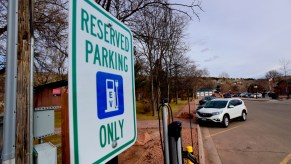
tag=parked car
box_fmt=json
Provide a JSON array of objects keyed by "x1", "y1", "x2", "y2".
[
  {"x1": 240, "y1": 92, "x2": 248, "y2": 97},
  {"x1": 253, "y1": 93, "x2": 262, "y2": 98},
  {"x1": 232, "y1": 93, "x2": 241, "y2": 97},
  {"x1": 199, "y1": 96, "x2": 216, "y2": 105},
  {"x1": 248, "y1": 93, "x2": 256, "y2": 98},
  {"x1": 268, "y1": 92, "x2": 279, "y2": 99},
  {"x1": 196, "y1": 98, "x2": 248, "y2": 127},
  {"x1": 197, "y1": 96, "x2": 216, "y2": 110},
  {"x1": 242, "y1": 93, "x2": 252, "y2": 98},
  {"x1": 223, "y1": 93, "x2": 232, "y2": 98}
]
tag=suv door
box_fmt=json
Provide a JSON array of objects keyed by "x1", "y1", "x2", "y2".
[
  {"x1": 235, "y1": 99, "x2": 243, "y2": 117},
  {"x1": 227, "y1": 100, "x2": 237, "y2": 119}
]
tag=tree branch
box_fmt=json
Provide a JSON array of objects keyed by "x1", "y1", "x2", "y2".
[{"x1": 0, "y1": 25, "x2": 7, "y2": 36}]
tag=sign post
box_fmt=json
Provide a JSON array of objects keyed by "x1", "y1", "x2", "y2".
[{"x1": 68, "y1": 0, "x2": 136, "y2": 163}]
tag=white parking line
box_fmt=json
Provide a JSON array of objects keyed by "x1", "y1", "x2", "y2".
[
  {"x1": 205, "y1": 125, "x2": 243, "y2": 138},
  {"x1": 280, "y1": 153, "x2": 291, "y2": 164}
]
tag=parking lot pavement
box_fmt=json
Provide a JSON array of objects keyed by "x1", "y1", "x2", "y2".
[
  {"x1": 200, "y1": 99, "x2": 291, "y2": 164},
  {"x1": 200, "y1": 126, "x2": 222, "y2": 164}
]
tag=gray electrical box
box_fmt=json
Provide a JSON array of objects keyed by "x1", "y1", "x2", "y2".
[
  {"x1": 34, "y1": 142, "x2": 57, "y2": 164},
  {"x1": 34, "y1": 110, "x2": 55, "y2": 138}
]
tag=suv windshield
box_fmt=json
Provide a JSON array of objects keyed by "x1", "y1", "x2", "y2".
[
  {"x1": 204, "y1": 100, "x2": 228, "y2": 108},
  {"x1": 204, "y1": 96, "x2": 215, "y2": 101}
]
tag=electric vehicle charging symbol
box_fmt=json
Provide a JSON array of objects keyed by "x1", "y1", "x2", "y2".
[
  {"x1": 97, "y1": 72, "x2": 124, "y2": 119},
  {"x1": 105, "y1": 79, "x2": 119, "y2": 112}
]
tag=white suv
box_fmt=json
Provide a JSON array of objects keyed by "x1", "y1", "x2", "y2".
[{"x1": 196, "y1": 98, "x2": 247, "y2": 127}]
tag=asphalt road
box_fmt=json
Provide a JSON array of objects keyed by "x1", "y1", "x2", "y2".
[
  {"x1": 0, "y1": 120, "x2": 2, "y2": 159},
  {"x1": 201, "y1": 99, "x2": 291, "y2": 164}
]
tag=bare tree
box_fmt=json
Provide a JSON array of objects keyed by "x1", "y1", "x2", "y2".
[
  {"x1": 0, "y1": 1, "x2": 7, "y2": 36},
  {"x1": 131, "y1": 1, "x2": 200, "y2": 114},
  {"x1": 280, "y1": 59, "x2": 290, "y2": 98},
  {"x1": 0, "y1": 0, "x2": 69, "y2": 84},
  {"x1": 219, "y1": 72, "x2": 230, "y2": 79},
  {"x1": 1, "y1": 0, "x2": 204, "y2": 118},
  {"x1": 0, "y1": 1, "x2": 7, "y2": 71},
  {"x1": 33, "y1": 0, "x2": 69, "y2": 84},
  {"x1": 265, "y1": 69, "x2": 282, "y2": 92},
  {"x1": 180, "y1": 63, "x2": 209, "y2": 99},
  {"x1": 96, "y1": 0, "x2": 203, "y2": 22},
  {"x1": 132, "y1": 6, "x2": 164, "y2": 116},
  {"x1": 265, "y1": 69, "x2": 282, "y2": 81}
]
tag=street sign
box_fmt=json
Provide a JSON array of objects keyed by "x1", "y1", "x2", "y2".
[{"x1": 68, "y1": 0, "x2": 136, "y2": 163}]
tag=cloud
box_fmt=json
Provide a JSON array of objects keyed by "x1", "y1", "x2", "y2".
[
  {"x1": 204, "y1": 55, "x2": 219, "y2": 62},
  {"x1": 187, "y1": 0, "x2": 291, "y2": 78},
  {"x1": 193, "y1": 39, "x2": 208, "y2": 46},
  {"x1": 200, "y1": 48, "x2": 210, "y2": 53}
]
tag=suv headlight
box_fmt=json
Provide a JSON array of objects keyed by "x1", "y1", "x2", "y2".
[{"x1": 212, "y1": 111, "x2": 222, "y2": 115}]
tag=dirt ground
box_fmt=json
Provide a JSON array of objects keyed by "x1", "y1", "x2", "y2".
[{"x1": 119, "y1": 101, "x2": 199, "y2": 164}]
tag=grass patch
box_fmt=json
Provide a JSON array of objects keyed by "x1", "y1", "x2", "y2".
[
  {"x1": 136, "y1": 99, "x2": 188, "y2": 120},
  {"x1": 170, "y1": 100, "x2": 188, "y2": 114},
  {"x1": 55, "y1": 110, "x2": 62, "y2": 128}
]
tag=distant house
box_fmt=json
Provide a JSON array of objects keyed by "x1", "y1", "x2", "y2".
[
  {"x1": 196, "y1": 88, "x2": 216, "y2": 97},
  {"x1": 274, "y1": 79, "x2": 291, "y2": 96},
  {"x1": 34, "y1": 80, "x2": 68, "y2": 109}
]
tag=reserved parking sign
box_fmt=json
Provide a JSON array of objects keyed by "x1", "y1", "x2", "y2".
[{"x1": 68, "y1": 0, "x2": 136, "y2": 163}]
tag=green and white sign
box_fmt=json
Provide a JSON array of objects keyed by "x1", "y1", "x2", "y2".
[{"x1": 68, "y1": 0, "x2": 136, "y2": 163}]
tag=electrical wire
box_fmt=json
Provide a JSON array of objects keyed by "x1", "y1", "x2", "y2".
[
  {"x1": 158, "y1": 95, "x2": 198, "y2": 164},
  {"x1": 157, "y1": 104, "x2": 164, "y2": 163},
  {"x1": 158, "y1": 102, "x2": 174, "y2": 164},
  {"x1": 167, "y1": 103, "x2": 174, "y2": 123},
  {"x1": 187, "y1": 90, "x2": 194, "y2": 149}
]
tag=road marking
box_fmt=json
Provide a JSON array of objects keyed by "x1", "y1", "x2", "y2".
[
  {"x1": 205, "y1": 125, "x2": 243, "y2": 138},
  {"x1": 280, "y1": 153, "x2": 291, "y2": 164}
]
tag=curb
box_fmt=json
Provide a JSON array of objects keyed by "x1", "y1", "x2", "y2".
[
  {"x1": 197, "y1": 125, "x2": 205, "y2": 164},
  {"x1": 241, "y1": 98, "x2": 270, "y2": 102},
  {"x1": 199, "y1": 126, "x2": 222, "y2": 164}
]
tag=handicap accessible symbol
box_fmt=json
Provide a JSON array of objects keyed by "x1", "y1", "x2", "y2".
[{"x1": 96, "y1": 72, "x2": 124, "y2": 119}]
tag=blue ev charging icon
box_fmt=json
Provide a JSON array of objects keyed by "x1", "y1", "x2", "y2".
[{"x1": 96, "y1": 72, "x2": 124, "y2": 119}]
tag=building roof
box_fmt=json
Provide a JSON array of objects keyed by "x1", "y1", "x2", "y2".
[
  {"x1": 34, "y1": 80, "x2": 68, "y2": 91},
  {"x1": 197, "y1": 88, "x2": 216, "y2": 92}
]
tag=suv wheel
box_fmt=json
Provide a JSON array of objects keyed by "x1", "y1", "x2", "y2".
[
  {"x1": 222, "y1": 115, "x2": 229, "y2": 128},
  {"x1": 241, "y1": 111, "x2": 247, "y2": 121}
]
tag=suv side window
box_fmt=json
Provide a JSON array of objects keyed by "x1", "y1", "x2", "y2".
[
  {"x1": 236, "y1": 100, "x2": 242, "y2": 105},
  {"x1": 233, "y1": 100, "x2": 239, "y2": 106},
  {"x1": 231, "y1": 100, "x2": 242, "y2": 106},
  {"x1": 229, "y1": 100, "x2": 236, "y2": 107}
]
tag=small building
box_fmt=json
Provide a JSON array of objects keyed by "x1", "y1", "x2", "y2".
[
  {"x1": 34, "y1": 80, "x2": 68, "y2": 109},
  {"x1": 196, "y1": 88, "x2": 216, "y2": 97}
]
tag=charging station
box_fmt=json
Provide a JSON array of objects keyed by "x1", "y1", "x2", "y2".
[
  {"x1": 33, "y1": 109, "x2": 57, "y2": 164},
  {"x1": 159, "y1": 99, "x2": 198, "y2": 164}
]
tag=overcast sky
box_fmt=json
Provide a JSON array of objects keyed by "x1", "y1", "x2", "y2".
[{"x1": 186, "y1": 0, "x2": 291, "y2": 78}]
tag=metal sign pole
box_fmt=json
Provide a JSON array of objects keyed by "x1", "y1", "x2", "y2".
[
  {"x1": 2, "y1": 0, "x2": 19, "y2": 163},
  {"x1": 168, "y1": 121, "x2": 182, "y2": 164},
  {"x1": 29, "y1": 35, "x2": 34, "y2": 164},
  {"x1": 29, "y1": 0, "x2": 34, "y2": 162},
  {"x1": 162, "y1": 103, "x2": 170, "y2": 164}
]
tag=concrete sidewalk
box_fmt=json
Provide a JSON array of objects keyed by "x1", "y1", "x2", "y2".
[
  {"x1": 199, "y1": 126, "x2": 222, "y2": 164},
  {"x1": 137, "y1": 118, "x2": 197, "y2": 129},
  {"x1": 137, "y1": 100, "x2": 197, "y2": 129}
]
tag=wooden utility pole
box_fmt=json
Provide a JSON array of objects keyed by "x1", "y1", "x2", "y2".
[
  {"x1": 16, "y1": 0, "x2": 32, "y2": 163},
  {"x1": 61, "y1": 89, "x2": 70, "y2": 164}
]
